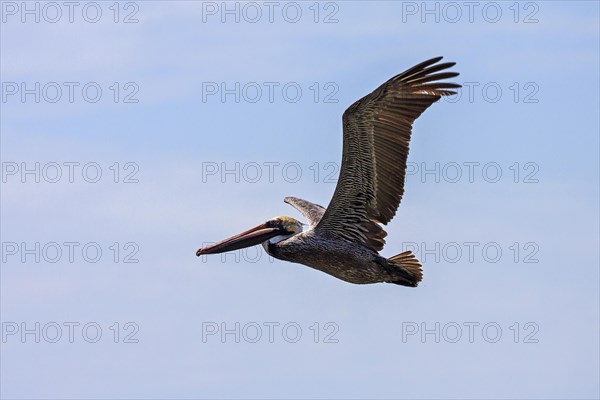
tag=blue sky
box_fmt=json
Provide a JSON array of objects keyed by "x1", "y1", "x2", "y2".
[{"x1": 1, "y1": 1, "x2": 599, "y2": 399}]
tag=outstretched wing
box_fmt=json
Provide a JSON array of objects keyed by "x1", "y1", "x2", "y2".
[
  {"x1": 315, "y1": 57, "x2": 460, "y2": 251},
  {"x1": 284, "y1": 196, "x2": 326, "y2": 228}
]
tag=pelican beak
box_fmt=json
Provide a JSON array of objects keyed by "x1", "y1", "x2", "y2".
[{"x1": 196, "y1": 223, "x2": 283, "y2": 256}]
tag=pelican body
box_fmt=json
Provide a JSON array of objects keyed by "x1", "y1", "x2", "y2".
[
  {"x1": 264, "y1": 213, "x2": 421, "y2": 285},
  {"x1": 197, "y1": 57, "x2": 460, "y2": 286}
]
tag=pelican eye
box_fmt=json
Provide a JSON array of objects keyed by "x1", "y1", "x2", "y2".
[{"x1": 266, "y1": 219, "x2": 283, "y2": 229}]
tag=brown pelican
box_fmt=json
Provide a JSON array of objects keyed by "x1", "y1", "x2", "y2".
[{"x1": 197, "y1": 57, "x2": 460, "y2": 286}]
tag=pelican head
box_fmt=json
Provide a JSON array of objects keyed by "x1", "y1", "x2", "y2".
[{"x1": 196, "y1": 216, "x2": 302, "y2": 256}]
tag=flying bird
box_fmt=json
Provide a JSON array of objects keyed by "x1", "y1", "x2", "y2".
[{"x1": 197, "y1": 57, "x2": 460, "y2": 286}]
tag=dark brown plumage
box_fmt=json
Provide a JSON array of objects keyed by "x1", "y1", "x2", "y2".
[
  {"x1": 316, "y1": 56, "x2": 460, "y2": 252},
  {"x1": 197, "y1": 57, "x2": 460, "y2": 286}
]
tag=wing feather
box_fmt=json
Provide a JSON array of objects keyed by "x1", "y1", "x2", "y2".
[
  {"x1": 284, "y1": 197, "x2": 326, "y2": 228},
  {"x1": 314, "y1": 57, "x2": 460, "y2": 251}
]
